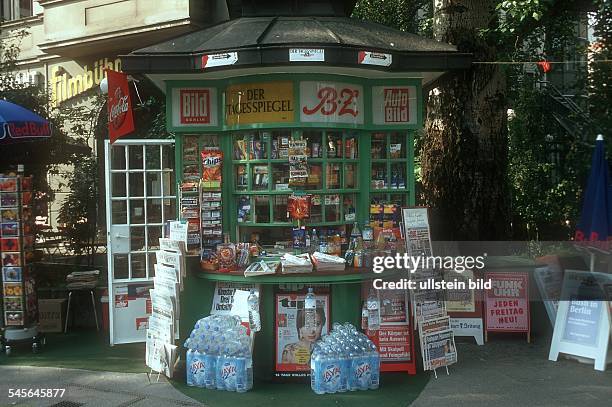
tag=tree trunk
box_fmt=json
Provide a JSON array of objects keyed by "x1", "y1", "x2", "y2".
[{"x1": 422, "y1": 0, "x2": 510, "y2": 241}]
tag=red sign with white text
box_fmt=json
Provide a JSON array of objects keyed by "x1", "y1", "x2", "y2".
[
  {"x1": 180, "y1": 89, "x2": 211, "y2": 124},
  {"x1": 299, "y1": 82, "x2": 364, "y2": 125},
  {"x1": 485, "y1": 272, "x2": 530, "y2": 332},
  {"x1": 106, "y1": 70, "x2": 135, "y2": 143}
]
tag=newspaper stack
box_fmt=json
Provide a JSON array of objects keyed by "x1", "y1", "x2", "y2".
[
  {"x1": 244, "y1": 260, "x2": 279, "y2": 277},
  {"x1": 280, "y1": 253, "x2": 313, "y2": 274},
  {"x1": 311, "y1": 252, "x2": 346, "y2": 272},
  {"x1": 65, "y1": 270, "x2": 99, "y2": 290},
  {"x1": 145, "y1": 229, "x2": 185, "y2": 379}
]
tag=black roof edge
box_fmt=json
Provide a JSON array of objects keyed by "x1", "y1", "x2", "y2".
[{"x1": 119, "y1": 48, "x2": 472, "y2": 75}]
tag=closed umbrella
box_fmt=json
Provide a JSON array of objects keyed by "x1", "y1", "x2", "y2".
[
  {"x1": 574, "y1": 134, "x2": 612, "y2": 269},
  {"x1": 0, "y1": 99, "x2": 52, "y2": 144}
]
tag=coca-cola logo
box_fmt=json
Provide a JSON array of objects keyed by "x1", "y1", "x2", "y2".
[{"x1": 109, "y1": 86, "x2": 129, "y2": 130}]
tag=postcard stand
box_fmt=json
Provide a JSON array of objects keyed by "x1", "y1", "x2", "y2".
[{"x1": 0, "y1": 172, "x2": 43, "y2": 355}]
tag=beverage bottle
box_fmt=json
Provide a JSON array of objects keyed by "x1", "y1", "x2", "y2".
[
  {"x1": 319, "y1": 231, "x2": 328, "y2": 253},
  {"x1": 203, "y1": 344, "x2": 217, "y2": 389},
  {"x1": 322, "y1": 347, "x2": 342, "y2": 394},
  {"x1": 305, "y1": 230, "x2": 311, "y2": 250},
  {"x1": 310, "y1": 229, "x2": 319, "y2": 254},
  {"x1": 311, "y1": 345, "x2": 325, "y2": 395},
  {"x1": 361, "y1": 302, "x2": 368, "y2": 330},
  {"x1": 368, "y1": 341, "x2": 380, "y2": 390},
  {"x1": 336, "y1": 343, "x2": 349, "y2": 392},
  {"x1": 247, "y1": 289, "x2": 261, "y2": 332},
  {"x1": 304, "y1": 288, "x2": 317, "y2": 329},
  {"x1": 235, "y1": 347, "x2": 248, "y2": 393},
  {"x1": 215, "y1": 347, "x2": 227, "y2": 391},
  {"x1": 353, "y1": 237, "x2": 364, "y2": 268},
  {"x1": 346, "y1": 341, "x2": 359, "y2": 391},
  {"x1": 354, "y1": 343, "x2": 371, "y2": 390},
  {"x1": 246, "y1": 353, "x2": 254, "y2": 391},
  {"x1": 367, "y1": 290, "x2": 381, "y2": 331}
]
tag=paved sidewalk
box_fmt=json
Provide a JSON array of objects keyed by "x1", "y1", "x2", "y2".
[
  {"x1": 0, "y1": 365, "x2": 203, "y2": 407},
  {"x1": 1, "y1": 337, "x2": 610, "y2": 406},
  {"x1": 411, "y1": 337, "x2": 612, "y2": 407}
]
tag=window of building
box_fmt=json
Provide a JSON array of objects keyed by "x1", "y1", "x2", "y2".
[{"x1": 1, "y1": 0, "x2": 33, "y2": 22}]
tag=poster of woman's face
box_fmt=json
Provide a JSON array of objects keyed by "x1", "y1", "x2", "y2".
[{"x1": 275, "y1": 292, "x2": 330, "y2": 375}]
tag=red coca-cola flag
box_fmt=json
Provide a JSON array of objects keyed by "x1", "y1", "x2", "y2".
[{"x1": 106, "y1": 69, "x2": 135, "y2": 143}]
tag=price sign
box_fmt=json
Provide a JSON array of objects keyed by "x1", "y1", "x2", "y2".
[{"x1": 300, "y1": 82, "x2": 364, "y2": 125}]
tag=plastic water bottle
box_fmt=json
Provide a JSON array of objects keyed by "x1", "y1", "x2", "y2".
[
  {"x1": 202, "y1": 344, "x2": 217, "y2": 389},
  {"x1": 304, "y1": 288, "x2": 316, "y2": 329},
  {"x1": 336, "y1": 344, "x2": 349, "y2": 392},
  {"x1": 367, "y1": 290, "x2": 381, "y2": 331},
  {"x1": 321, "y1": 346, "x2": 342, "y2": 393},
  {"x1": 368, "y1": 341, "x2": 380, "y2": 390},
  {"x1": 247, "y1": 289, "x2": 261, "y2": 332},
  {"x1": 311, "y1": 345, "x2": 324, "y2": 395},
  {"x1": 235, "y1": 349, "x2": 248, "y2": 393},
  {"x1": 353, "y1": 345, "x2": 371, "y2": 390}
]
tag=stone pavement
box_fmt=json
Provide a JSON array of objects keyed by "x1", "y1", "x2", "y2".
[
  {"x1": 0, "y1": 366, "x2": 203, "y2": 407},
  {"x1": 0, "y1": 336, "x2": 611, "y2": 406},
  {"x1": 411, "y1": 337, "x2": 612, "y2": 407}
]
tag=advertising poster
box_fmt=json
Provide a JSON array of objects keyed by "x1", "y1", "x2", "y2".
[
  {"x1": 485, "y1": 272, "x2": 530, "y2": 332},
  {"x1": 445, "y1": 270, "x2": 476, "y2": 313},
  {"x1": 380, "y1": 289, "x2": 409, "y2": 324},
  {"x1": 372, "y1": 325, "x2": 412, "y2": 362},
  {"x1": 275, "y1": 292, "x2": 330, "y2": 376},
  {"x1": 401, "y1": 207, "x2": 433, "y2": 257},
  {"x1": 210, "y1": 282, "x2": 257, "y2": 322},
  {"x1": 534, "y1": 266, "x2": 563, "y2": 325},
  {"x1": 365, "y1": 285, "x2": 415, "y2": 371},
  {"x1": 562, "y1": 300, "x2": 603, "y2": 346},
  {"x1": 112, "y1": 283, "x2": 153, "y2": 344},
  {"x1": 423, "y1": 329, "x2": 457, "y2": 370}
]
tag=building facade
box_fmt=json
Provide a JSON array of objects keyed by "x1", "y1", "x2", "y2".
[{"x1": 1, "y1": 0, "x2": 226, "y2": 228}]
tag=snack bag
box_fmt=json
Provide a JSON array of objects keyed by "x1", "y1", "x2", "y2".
[{"x1": 201, "y1": 148, "x2": 223, "y2": 189}]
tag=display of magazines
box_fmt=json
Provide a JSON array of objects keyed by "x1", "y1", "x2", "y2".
[{"x1": 0, "y1": 173, "x2": 37, "y2": 328}]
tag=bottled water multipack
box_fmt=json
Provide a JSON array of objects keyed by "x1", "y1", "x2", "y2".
[
  {"x1": 184, "y1": 314, "x2": 253, "y2": 392},
  {"x1": 310, "y1": 322, "x2": 380, "y2": 394}
]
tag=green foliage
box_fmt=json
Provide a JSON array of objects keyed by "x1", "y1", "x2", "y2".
[
  {"x1": 588, "y1": 0, "x2": 612, "y2": 137},
  {"x1": 57, "y1": 155, "x2": 99, "y2": 262},
  {"x1": 1, "y1": 27, "x2": 95, "y2": 220},
  {"x1": 508, "y1": 78, "x2": 591, "y2": 240},
  {"x1": 352, "y1": 0, "x2": 431, "y2": 35}
]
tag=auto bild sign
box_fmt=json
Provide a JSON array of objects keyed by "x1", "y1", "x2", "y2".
[
  {"x1": 371, "y1": 86, "x2": 418, "y2": 126},
  {"x1": 106, "y1": 69, "x2": 135, "y2": 143}
]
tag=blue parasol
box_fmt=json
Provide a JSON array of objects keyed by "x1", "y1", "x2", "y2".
[
  {"x1": 575, "y1": 135, "x2": 612, "y2": 263},
  {"x1": 0, "y1": 99, "x2": 52, "y2": 144}
]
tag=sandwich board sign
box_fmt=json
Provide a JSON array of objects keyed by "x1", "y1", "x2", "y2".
[{"x1": 548, "y1": 270, "x2": 611, "y2": 371}]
